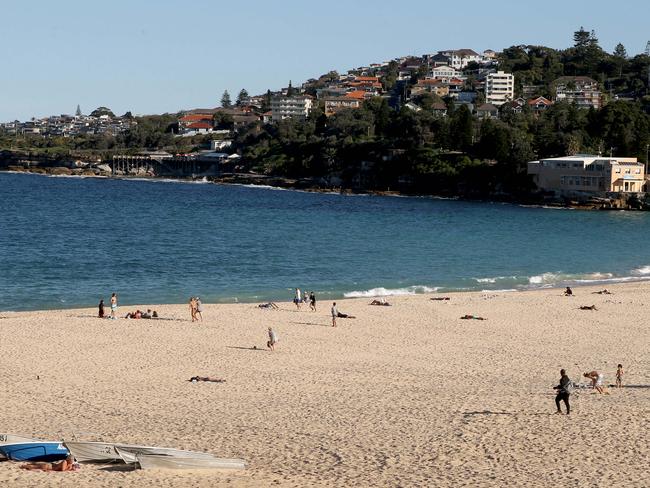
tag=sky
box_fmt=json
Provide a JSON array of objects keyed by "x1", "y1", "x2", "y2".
[{"x1": 1, "y1": 0, "x2": 648, "y2": 121}]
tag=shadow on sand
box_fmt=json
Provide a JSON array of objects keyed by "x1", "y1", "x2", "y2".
[{"x1": 226, "y1": 346, "x2": 266, "y2": 352}]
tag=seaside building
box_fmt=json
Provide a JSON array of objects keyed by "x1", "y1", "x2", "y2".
[
  {"x1": 553, "y1": 76, "x2": 602, "y2": 110},
  {"x1": 270, "y1": 95, "x2": 313, "y2": 120},
  {"x1": 485, "y1": 71, "x2": 514, "y2": 106},
  {"x1": 527, "y1": 155, "x2": 645, "y2": 195},
  {"x1": 436, "y1": 49, "x2": 482, "y2": 70}
]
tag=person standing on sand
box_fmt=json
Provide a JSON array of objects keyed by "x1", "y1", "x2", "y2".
[
  {"x1": 294, "y1": 288, "x2": 302, "y2": 310},
  {"x1": 331, "y1": 302, "x2": 337, "y2": 327},
  {"x1": 98, "y1": 299, "x2": 105, "y2": 318},
  {"x1": 267, "y1": 327, "x2": 278, "y2": 351},
  {"x1": 189, "y1": 297, "x2": 197, "y2": 322},
  {"x1": 110, "y1": 293, "x2": 117, "y2": 319},
  {"x1": 616, "y1": 364, "x2": 624, "y2": 388},
  {"x1": 553, "y1": 369, "x2": 572, "y2": 415},
  {"x1": 309, "y1": 291, "x2": 316, "y2": 312},
  {"x1": 195, "y1": 297, "x2": 203, "y2": 322}
]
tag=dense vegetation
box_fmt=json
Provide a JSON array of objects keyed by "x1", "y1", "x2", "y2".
[{"x1": 2, "y1": 28, "x2": 650, "y2": 198}]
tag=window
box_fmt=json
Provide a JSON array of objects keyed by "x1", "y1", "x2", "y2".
[
  {"x1": 615, "y1": 168, "x2": 621, "y2": 173},
  {"x1": 635, "y1": 169, "x2": 641, "y2": 174}
]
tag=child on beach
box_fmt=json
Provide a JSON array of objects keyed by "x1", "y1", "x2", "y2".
[{"x1": 616, "y1": 364, "x2": 624, "y2": 388}]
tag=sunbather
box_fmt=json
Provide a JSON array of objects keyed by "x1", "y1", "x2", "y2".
[
  {"x1": 337, "y1": 311, "x2": 356, "y2": 318},
  {"x1": 258, "y1": 302, "x2": 279, "y2": 310},
  {"x1": 460, "y1": 314, "x2": 486, "y2": 320},
  {"x1": 430, "y1": 297, "x2": 451, "y2": 301},
  {"x1": 21, "y1": 455, "x2": 79, "y2": 472},
  {"x1": 189, "y1": 376, "x2": 226, "y2": 383},
  {"x1": 592, "y1": 289, "x2": 612, "y2": 295},
  {"x1": 579, "y1": 305, "x2": 597, "y2": 310},
  {"x1": 370, "y1": 299, "x2": 391, "y2": 306}
]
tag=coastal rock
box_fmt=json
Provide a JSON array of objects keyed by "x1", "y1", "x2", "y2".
[{"x1": 50, "y1": 167, "x2": 72, "y2": 175}]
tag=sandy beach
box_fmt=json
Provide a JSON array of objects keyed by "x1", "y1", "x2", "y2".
[{"x1": 1, "y1": 282, "x2": 648, "y2": 487}]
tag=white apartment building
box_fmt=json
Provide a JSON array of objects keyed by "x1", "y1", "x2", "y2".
[
  {"x1": 270, "y1": 96, "x2": 313, "y2": 120},
  {"x1": 485, "y1": 71, "x2": 514, "y2": 106}
]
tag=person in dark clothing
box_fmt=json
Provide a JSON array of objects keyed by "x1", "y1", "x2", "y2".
[
  {"x1": 98, "y1": 299, "x2": 105, "y2": 318},
  {"x1": 553, "y1": 369, "x2": 572, "y2": 415}
]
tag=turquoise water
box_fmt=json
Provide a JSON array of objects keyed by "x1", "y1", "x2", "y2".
[{"x1": 1, "y1": 172, "x2": 650, "y2": 311}]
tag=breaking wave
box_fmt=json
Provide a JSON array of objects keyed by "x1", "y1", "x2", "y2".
[{"x1": 344, "y1": 286, "x2": 439, "y2": 298}]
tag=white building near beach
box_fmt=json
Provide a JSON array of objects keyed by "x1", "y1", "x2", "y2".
[{"x1": 527, "y1": 155, "x2": 646, "y2": 195}]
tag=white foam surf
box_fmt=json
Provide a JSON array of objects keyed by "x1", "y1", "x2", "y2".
[{"x1": 344, "y1": 286, "x2": 439, "y2": 298}]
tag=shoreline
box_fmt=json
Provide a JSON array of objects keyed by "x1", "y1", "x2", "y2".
[
  {"x1": 2, "y1": 166, "x2": 637, "y2": 211},
  {"x1": 1, "y1": 278, "x2": 647, "y2": 315}
]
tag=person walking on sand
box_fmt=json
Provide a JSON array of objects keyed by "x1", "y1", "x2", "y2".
[
  {"x1": 309, "y1": 291, "x2": 316, "y2": 312},
  {"x1": 267, "y1": 327, "x2": 278, "y2": 351},
  {"x1": 331, "y1": 302, "x2": 338, "y2": 327},
  {"x1": 195, "y1": 297, "x2": 203, "y2": 322},
  {"x1": 616, "y1": 364, "x2": 624, "y2": 388},
  {"x1": 98, "y1": 299, "x2": 105, "y2": 318},
  {"x1": 110, "y1": 293, "x2": 117, "y2": 319},
  {"x1": 294, "y1": 288, "x2": 302, "y2": 310},
  {"x1": 553, "y1": 369, "x2": 572, "y2": 415}
]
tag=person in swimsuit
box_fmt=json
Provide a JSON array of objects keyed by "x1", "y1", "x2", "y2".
[
  {"x1": 21, "y1": 454, "x2": 79, "y2": 472},
  {"x1": 583, "y1": 371, "x2": 605, "y2": 394},
  {"x1": 110, "y1": 293, "x2": 117, "y2": 319},
  {"x1": 616, "y1": 364, "x2": 624, "y2": 388},
  {"x1": 98, "y1": 299, "x2": 105, "y2": 318},
  {"x1": 195, "y1": 297, "x2": 203, "y2": 321},
  {"x1": 189, "y1": 297, "x2": 197, "y2": 322}
]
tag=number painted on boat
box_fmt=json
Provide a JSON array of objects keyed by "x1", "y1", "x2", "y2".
[{"x1": 0, "y1": 435, "x2": 7, "y2": 442}]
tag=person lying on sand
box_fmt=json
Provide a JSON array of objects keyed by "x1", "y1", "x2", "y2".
[
  {"x1": 258, "y1": 302, "x2": 279, "y2": 310},
  {"x1": 337, "y1": 311, "x2": 356, "y2": 318},
  {"x1": 579, "y1": 305, "x2": 597, "y2": 310},
  {"x1": 592, "y1": 289, "x2": 612, "y2": 295},
  {"x1": 21, "y1": 455, "x2": 79, "y2": 472},
  {"x1": 370, "y1": 299, "x2": 391, "y2": 306},
  {"x1": 460, "y1": 315, "x2": 486, "y2": 320},
  {"x1": 430, "y1": 297, "x2": 451, "y2": 301},
  {"x1": 189, "y1": 376, "x2": 226, "y2": 383}
]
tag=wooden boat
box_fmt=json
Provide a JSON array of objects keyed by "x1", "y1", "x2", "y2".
[
  {"x1": 115, "y1": 446, "x2": 217, "y2": 464},
  {"x1": 133, "y1": 452, "x2": 247, "y2": 470},
  {"x1": 0, "y1": 441, "x2": 69, "y2": 462}
]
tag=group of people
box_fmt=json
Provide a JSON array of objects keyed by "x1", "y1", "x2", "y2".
[
  {"x1": 98, "y1": 293, "x2": 119, "y2": 319},
  {"x1": 125, "y1": 309, "x2": 157, "y2": 319},
  {"x1": 189, "y1": 296, "x2": 203, "y2": 322},
  {"x1": 293, "y1": 288, "x2": 316, "y2": 311},
  {"x1": 553, "y1": 364, "x2": 625, "y2": 414}
]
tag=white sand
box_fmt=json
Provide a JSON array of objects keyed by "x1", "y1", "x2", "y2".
[{"x1": 0, "y1": 283, "x2": 648, "y2": 487}]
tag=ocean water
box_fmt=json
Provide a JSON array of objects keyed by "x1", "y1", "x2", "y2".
[{"x1": 2, "y1": 172, "x2": 650, "y2": 311}]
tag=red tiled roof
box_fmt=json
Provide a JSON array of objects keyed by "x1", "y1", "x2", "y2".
[
  {"x1": 354, "y1": 76, "x2": 380, "y2": 82},
  {"x1": 187, "y1": 121, "x2": 213, "y2": 129},
  {"x1": 180, "y1": 114, "x2": 213, "y2": 122},
  {"x1": 345, "y1": 91, "x2": 367, "y2": 100}
]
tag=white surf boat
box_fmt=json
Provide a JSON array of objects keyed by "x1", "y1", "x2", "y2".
[
  {"x1": 0, "y1": 434, "x2": 41, "y2": 459},
  {"x1": 64, "y1": 441, "x2": 132, "y2": 463},
  {"x1": 0, "y1": 434, "x2": 40, "y2": 445},
  {"x1": 132, "y1": 452, "x2": 247, "y2": 470},
  {"x1": 115, "y1": 446, "x2": 217, "y2": 464}
]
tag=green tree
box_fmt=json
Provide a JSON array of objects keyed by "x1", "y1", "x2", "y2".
[
  {"x1": 261, "y1": 90, "x2": 272, "y2": 113},
  {"x1": 221, "y1": 90, "x2": 232, "y2": 108},
  {"x1": 236, "y1": 89, "x2": 249, "y2": 107},
  {"x1": 75, "y1": 104, "x2": 82, "y2": 116}
]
